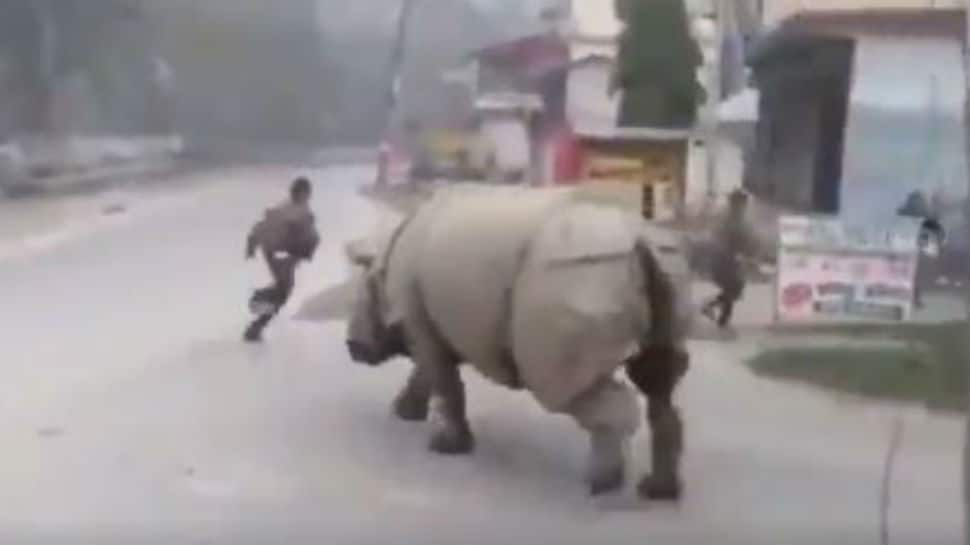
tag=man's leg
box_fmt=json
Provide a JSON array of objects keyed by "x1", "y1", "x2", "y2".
[
  {"x1": 244, "y1": 255, "x2": 295, "y2": 342},
  {"x1": 717, "y1": 296, "x2": 736, "y2": 328},
  {"x1": 717, "y1": 272, "x2": 745, "y2": 329}
]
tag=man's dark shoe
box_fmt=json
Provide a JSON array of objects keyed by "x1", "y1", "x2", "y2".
[{"x1": 244, "y1": 323, "x2": 264, "y2": 343}]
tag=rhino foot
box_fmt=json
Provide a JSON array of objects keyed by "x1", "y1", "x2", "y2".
[
  {"x1": 428, "y1": 427, "x2": 475, "y2": 455},
  {"x1": 392, "y1": 394, "x2": 429, "y2": 422},
  {"x1": 588, "y1": 465, "x2": 625, "y2": 496},
  {"x1": 637, "y1": 474, "x2": 682, "y2": 501}
]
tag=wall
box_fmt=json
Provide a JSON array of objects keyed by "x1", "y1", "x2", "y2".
[
  {"x1": 840, "y1": 33, "x2": 968, "y2": 226},
  {"x1": 566, "y1": 60, "x2": 621, "y2": 132},
  {"x1": 570, "y1": 0, "x2": 623, "y2": 41}
]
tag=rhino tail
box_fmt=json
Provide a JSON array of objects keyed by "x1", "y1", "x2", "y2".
[{"x1": 633, "y1": 238, "x2": 678, "y2": 348}]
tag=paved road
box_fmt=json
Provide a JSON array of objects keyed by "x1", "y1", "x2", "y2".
[{"x1": 0, "y1": 166, "x2": 963, "y2": 544}]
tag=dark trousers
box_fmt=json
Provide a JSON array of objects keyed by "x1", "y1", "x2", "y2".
[
  {"x1": 705, "y1": 253, "x2": 745, "y2": 328},
  {"x1": 246, "y1": 251, "x2": 297, "y2": 337}
]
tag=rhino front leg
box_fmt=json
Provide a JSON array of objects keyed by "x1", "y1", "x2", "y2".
[
  {"x1": 393, "y1": 365, "x2": 431, "y2": 422},
  {"x1": 426, "y1": 360, "x2": 474, "y2": 455},
  {"x1": 407, "y1": 329, "x2": 473, "y2": 455},
  {"x1": 566, "y1": 377, "x2": 640, "y2": 495},
  {"x1": 625, "y1": 345, "x2": 689, "y2": 501}
]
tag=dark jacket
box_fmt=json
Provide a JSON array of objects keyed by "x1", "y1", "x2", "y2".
[{"x1": 247, "y1": 200, "x2": 319, "y2": 261}]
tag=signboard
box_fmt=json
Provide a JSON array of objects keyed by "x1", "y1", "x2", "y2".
[
  {"x1": 580, "y1": 149, "x2": 680, "y2": 221},
  {"x1": 775, "y1": 215, "x2": 922, "y2": 323},
  {"x1": 582, "y1": 152, "x2": 644, "y2": 184}
]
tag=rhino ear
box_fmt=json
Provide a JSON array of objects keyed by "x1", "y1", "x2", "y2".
[{"x1": 344, "y1": 240, "x2": 376, "y2": 268}]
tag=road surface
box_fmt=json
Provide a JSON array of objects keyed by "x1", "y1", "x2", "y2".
[{"x1": 0, "y1": 165, "x2": 963, "y2": 544}]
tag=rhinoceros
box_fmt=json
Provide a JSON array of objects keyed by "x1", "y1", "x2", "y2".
[{"x1": 344, "y1": 184, "x2": 693, "y2": 499}]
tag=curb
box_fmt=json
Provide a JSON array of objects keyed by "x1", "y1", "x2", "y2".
[{"x1": 1, "y1": 158, "x2": 199, "y2": 199}]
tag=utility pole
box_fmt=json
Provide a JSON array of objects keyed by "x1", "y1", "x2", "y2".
[
  {"x1": 703, "y1": 0, "x2": 724, "y2": 211},
  {"x1": 375, "y1": 0, "x2": 418, "y2": 188},
  {"x1": 962, "y1": 1, "x2": 970, "y2": 542}
]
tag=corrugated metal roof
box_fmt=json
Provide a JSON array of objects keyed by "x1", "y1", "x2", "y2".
[
  {"x1": 574, "y1": 125, "x2": 694, "y2": 141},
  {"x1": 774, "y1": 8, "x2": 965, "y2": 41}
]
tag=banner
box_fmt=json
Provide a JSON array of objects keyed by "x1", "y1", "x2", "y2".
[
  {"x1": 775, "y1": 215, "x2": 922, "y2": 322},
  {"x1": 582, "y1": 153, "x2": 645, "y2": 184}
]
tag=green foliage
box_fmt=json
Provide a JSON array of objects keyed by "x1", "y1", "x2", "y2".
[{"x1": 614, "y1": 0, "x2": 703, "y2": 128}]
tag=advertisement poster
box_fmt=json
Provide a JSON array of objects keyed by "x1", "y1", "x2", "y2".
[
  {"x1": 582, "y1": 152, "x2": 645, "y2": 184},
  {"x1": 775, "y1": 215, "x2": 922, "y2": 323}
]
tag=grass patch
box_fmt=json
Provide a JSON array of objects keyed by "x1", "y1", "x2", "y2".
[{"x1": 749, "y1": 321, "x2": 968, "y2": 412}]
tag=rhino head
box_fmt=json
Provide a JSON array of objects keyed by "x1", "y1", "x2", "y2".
[{"x1": 344, "y1": 238, "x2": 408, "y2": 366}]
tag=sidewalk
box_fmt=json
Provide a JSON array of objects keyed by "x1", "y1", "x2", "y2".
[{"x1": 1, "y1": 135, "x2": 184, "y2": 197}]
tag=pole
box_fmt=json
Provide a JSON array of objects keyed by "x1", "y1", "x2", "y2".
[
  {"x1": 704, "y1": 1, "x2": 724, "y2": 209},
  {"x1": 375, "y1": 0, "x2": 418, "y2": 188},
  {"x1": 962, "y1": 1, "x2": 970, "y2": 542}
]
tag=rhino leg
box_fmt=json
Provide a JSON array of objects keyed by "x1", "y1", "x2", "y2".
[
  {"x1": 639, "y1": 398, "x2": 683, "y2": 500},
  {"x1": 392, "y1": 366, "x2": 431, "y2": 422},
  {"x1": 426, "y1": 361, "x2": 474, "y2": 455},
  {"x1": 566, "y1": 377, "x2": 640, "y2": 496},
  {"x1": 625, "y1": 345, "x2": 689, "y2": 501},
  {"x1": 406, "y1": 326, "x2": 473, "y2": 455}
]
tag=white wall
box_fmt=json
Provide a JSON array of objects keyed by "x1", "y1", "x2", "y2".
[
  {"x1": 569, "y1": 0, "x2": 622, "y2": 40},
  {"x1": 684, "y1": 137, "x2": 746, "y2": 215},
  {"x1": 840, "y1": 34, "x2": 968, "y2": 225},
  {"x1": 565, "y1": 61, "x2": 620, "y2": 132}
]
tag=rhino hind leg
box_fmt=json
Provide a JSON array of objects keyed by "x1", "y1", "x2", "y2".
[
  {"x1": 638, "y1": 402, "x2": 683, "y2": 500},
  {"x1": 566, "y1": 377, "x2": 640, "y2": 496},
  {"x1": 587, "y1": 429, "x2": 627, "y2": 495},
  {"x1": 625, "y1": 345, "x2": 689, "y2": 501},
  {"x1": 393, "y1": 366, "x2": 431, "y2": 422}
]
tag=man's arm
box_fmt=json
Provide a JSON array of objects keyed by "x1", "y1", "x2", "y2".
[
  {"x1": 246, "y1": 212, "x2": 270, "y2": 259},
  {"x1": 303, "y1": 214, "x2": 321, "y2": 261},
  {"x1": 245, "y1": 224, "x2": 260, "y2": 259}
]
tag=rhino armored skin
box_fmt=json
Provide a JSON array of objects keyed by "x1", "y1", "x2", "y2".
[{"x1": 346, "y1": 185, "x2": 692, "y2": 499}]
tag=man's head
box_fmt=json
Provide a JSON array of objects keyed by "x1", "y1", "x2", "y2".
[{"x1": 290, "y1": 177, "x2": 312, "y2": 204}]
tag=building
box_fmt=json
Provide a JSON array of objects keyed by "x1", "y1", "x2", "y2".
[
  {"x1": 740, "y1": 6, "x2": 968, "y2": 264},
  {"x1": 747, "y1": 8, "x2": 966, "y2": 219}
]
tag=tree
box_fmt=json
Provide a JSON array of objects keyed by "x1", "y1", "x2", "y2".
[
  {"x1": 0, "y1": 0, "x2": 147, "y2": 133},
  {"x1": 613, "y1": 0, "x2": 703, "y2": 128}
]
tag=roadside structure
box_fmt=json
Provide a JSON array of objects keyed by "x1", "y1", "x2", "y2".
[{"x1": 742, "y1": 7, "x2": 967, "y2": 255}]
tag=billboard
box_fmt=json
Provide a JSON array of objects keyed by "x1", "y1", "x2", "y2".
[{"x1": 775, "y1": 215, "x2": 922, "y2": 323}]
